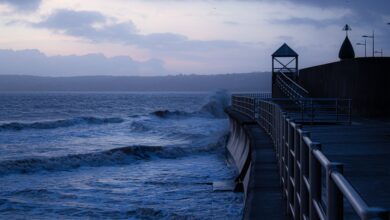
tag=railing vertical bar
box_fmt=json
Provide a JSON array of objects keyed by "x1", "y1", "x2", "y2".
[
  {"x1": 300, "y1": 131, "x2": 311, "y2": 220},
  {"x1": 310, "y1": 143, "x2": 322, "y2": 220},
  {"x1": 294, "y1": 124, "x2": 302, "y2": 218},
  {"x1": 287, "y1": 120, "x2": 294, "y2": 215},
  {"x1": 326, "y1": 163, "x2": 344, "y2": 220}
]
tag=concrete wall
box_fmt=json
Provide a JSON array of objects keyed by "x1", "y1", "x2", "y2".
[
  {"x1": 298, "y1": 57, "x2": 390, "y2": 117},
  {"x1": 225, "y1": 108, "x2": 289, "y2": 219},
  {"x1": 226, "y1": 116, "x2": 252, "y2": 186}
]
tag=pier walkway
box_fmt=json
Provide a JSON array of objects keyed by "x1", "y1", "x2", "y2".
[
  {"x1": 226, "y1": 108, "x2": 290, "y2": 220},
  {"x1": 304, "y1": 119, "x2": 390, "y2": 212},
  {"x1": 229, "y1": 94, "x2": 389, "y2": 219},
  {"x1": 227, "y1": 55, "x2": 389, "y2": 219}
]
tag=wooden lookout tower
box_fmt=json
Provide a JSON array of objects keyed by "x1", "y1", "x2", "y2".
[
  {"x1": 272, "y1": 43, "x2": 299, "y2": 79},
  {"x1": 271, "y1": 43, "x2": 299, "y2": 98}
]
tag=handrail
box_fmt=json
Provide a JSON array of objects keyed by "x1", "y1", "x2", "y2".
[
  {"x1": 278, "y1": 71, "x2": 309, "y2": 95},
  {"x1": 256, "y1": 99, "x2": 388, "y2": 220},
  {"x1": 230, "y1": 94, "x2": 389, "y2": 220},
  {"x1": 231, "y1": 93, "x2": 272, "y2": 119}
]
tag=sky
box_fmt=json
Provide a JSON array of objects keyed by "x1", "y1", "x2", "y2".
[{"x1": 0, "y1": 0, "x2": 389, "y2": 76}]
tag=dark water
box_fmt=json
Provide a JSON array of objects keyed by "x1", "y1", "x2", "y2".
[{"x1": 0, "y1": 92, "x2": 243, "y2": 219}]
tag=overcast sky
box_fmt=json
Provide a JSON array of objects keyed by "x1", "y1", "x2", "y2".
[{"x1": 0, "y1": 0, "x2": 389, "y2": 76}]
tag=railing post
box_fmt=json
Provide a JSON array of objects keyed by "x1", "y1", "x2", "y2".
[
  {"x1": 326, "y1": 163, "x2": 344, "y2": 220},
  {"x1": 287, "y1": 120, "x2": 294, "y2": 216},
  {"x1": 283, "y1": 116, "x2": 288, "y2": 196},
  {"x1": 309, "y1": 143, "x2": 322, "y2": 220},
  {"x1": 300, "y1": 131, "x2": 311, "y2": 220},
  {"x1": 294, "y1": 124, "x2": 302, "y2": 219}
]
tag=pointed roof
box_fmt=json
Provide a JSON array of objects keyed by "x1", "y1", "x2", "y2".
[
  {"x1": 272, "y1": 43, "x2": 298, "y2": 57},
  {"x1": 338, "y1": 36, "x2": 355, "y2": 60}
]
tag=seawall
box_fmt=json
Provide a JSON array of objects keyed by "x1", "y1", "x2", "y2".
[{"x1": 225, "y1": 107, "x2": 289, "y2": 220}]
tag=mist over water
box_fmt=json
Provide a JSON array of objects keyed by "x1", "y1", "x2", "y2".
[{"x1": 0, "y1": 91, "x2": 243, "y2": 219}]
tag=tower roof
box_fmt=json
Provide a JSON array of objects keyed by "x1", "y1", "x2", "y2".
[
  {"x1": 272, "y1": 43, "x2": 298, "y2": 57},
  {"x1": 338, "y1": 36, "x2": 355, "y2": 60}
]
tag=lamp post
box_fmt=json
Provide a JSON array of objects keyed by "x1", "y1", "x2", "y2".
[
  {"x1": 375, "y1": 49, "x2": 383, "y2": 57},
  {"x1": 362, "y1": 30, "x2": 375, "y2": 57},
  {"x1": 356, "y1": 39, "x2": 367, "y2": 57}
]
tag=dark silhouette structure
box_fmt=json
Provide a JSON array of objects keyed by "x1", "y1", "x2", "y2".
[
  {"x1": 271, "y1": 43, "x2": 300, "y2": 98},
  {"x1": 339, "y1": 36, "x2": 355, "y2": 59},
  {"x1": 339, "y1": 24, "x2": 355, "y2": 60},
  {"x1": 271, "y1": 43, "x2": 298, "y2": 78},
  {"x1": 299, "y1": 57, "x2": 390, "y2": 117}
]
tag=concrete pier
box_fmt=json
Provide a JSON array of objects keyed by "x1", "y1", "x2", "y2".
[
  {"x1": 303, "y1": 118, "x2": 390, "y2": 211},
  {"x1": 226, "y1": 105, "x2": 390, "y2": 219},
  {"x1": 228, "y1": 46, "x2": 389, "y2": 219},
  {"x1": 225, "y1": 107, "x2": 291, "y2": 220}
]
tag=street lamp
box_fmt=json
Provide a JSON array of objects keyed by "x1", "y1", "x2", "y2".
[
  {"x1": 362, "y1": 30, "x2": 375, "y2": 57},
  {"x1": 375, "y1": 49, "x2": 383, "y2": 57},
  {"x1": 356, "y1": 39, "x2": 367, "y2": 57}
]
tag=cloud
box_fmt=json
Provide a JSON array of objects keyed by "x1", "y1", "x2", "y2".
[
  {"x1": 270, "y1": 17, "x2": 342, "y2": 28},
  {"x1": 35, "y1": 9, "x2": 107, "y2": 29},
  {"x1": 32, "y1": 9, "x2": 245, "y2": 52},
  {"x1": 223, "y1": 21, "x2": 240, "y2": 26},
  {"x1": 0, "y1": 49, "x2": 166, "y2": 76},
  {"x1": 283, "y1": 0, "x2": 390, "y2": 25},
  {"x1": 289, "y1": 0, "x2": 390, "y2": 13},
  {"x1": 0, "y1": 0, "x2": 41, "y2": 11}
]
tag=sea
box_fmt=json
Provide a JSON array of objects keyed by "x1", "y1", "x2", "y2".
[{"x1": 0, "y1": 91, "x2": 243, "y2": 219}]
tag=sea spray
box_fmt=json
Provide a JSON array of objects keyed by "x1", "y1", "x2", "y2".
[{"x1": 199, "y1": 90, "x2": 230, "y2": 118}]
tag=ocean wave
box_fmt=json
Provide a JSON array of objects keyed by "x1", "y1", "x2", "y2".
[
  {"x1": 129, "y1": 121, "x2": 151, "y2": 132},
  {"x1": 150, "y1": 90, "x2": 230, "y2": 119},
  {"x1": 0, "y1": 116, "x2": 124, "y2": 131},
  {"x1": 0, "y1": 134, "x2": 227, "y2": 176},
  {"x1": 198, "y1": 90, "x2": 230, "y2": 118},
  {"x1": 151, "y1": 110, "x2": 192, "y2": 118}
]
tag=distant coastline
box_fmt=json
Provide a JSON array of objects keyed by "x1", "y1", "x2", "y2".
[{"x1": 0, "y1": 72, "x2": 271, "y2": 92}]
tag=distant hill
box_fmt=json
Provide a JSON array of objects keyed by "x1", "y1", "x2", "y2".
[{"x1": 0, "y1": 72, "x2": 271, "y2": 92}]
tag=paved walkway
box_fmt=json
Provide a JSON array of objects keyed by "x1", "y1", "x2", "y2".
[
  {"x1": 243, "y1": 123, "x2": 291, "y2": 220},
  {"x1": 226, "y1": 108, "x2": 291, "y2": 220},
  {"x1": 303, "y1": 118, "x2": 390, "y2": 216}
]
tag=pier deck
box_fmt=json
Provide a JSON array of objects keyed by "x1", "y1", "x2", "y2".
[
  {"x1": 243, "y1": 123, "x2": 291, "y2": 220},
  {"x1": 225, "y1": 108, "x2": 291, "y2": 220},
  {"x1": 303, "y1": 118, "x2": 390, "y2": 212}
]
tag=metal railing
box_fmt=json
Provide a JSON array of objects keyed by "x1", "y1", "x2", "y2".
[
  {"x1": 231, "y1": 93, "x2": 271, "y2": 119},
  {"x1": 275, "y1": 72, "x2": 309, "y2": 100},
  {"x1": 256, "y1": 100, "x2": 388, "y2": 220},
  {"x1": 270, "y1": 98, "x2": 352, "y2": 124},
  {"x1": 232, "y1": 96, "x2": 352, "y2": 124},
  {"x1": 231, "y1": 94, "x2": 389, "y2": 220}
]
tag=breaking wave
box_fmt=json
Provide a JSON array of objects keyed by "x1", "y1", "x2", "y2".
[
  {"x1": 0, "y1": 134, "x2": 227, "y2": 176},
  {"x1": 151, "y1": 110, "x2": 191, "y2": 118},
  {"x1": 199, "y1": 90, "x2": 230, "y2": 118},
  {"x1": 0, "y1": 116, "x2": 124, "y2": 131},
  {"x1": 151, "y1": 90, "x2": 230, "y2": 119}
]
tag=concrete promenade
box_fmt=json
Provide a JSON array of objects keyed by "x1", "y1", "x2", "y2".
[
  {"x1": 226, "y1": 104, "x2": 390, "y2": 219},
  {"x1": 225, "y1": 107, "x2": 291, "y2": 220},
  {"x1": 303, "y1": 118, "x2": 390, "y2": 213}
]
